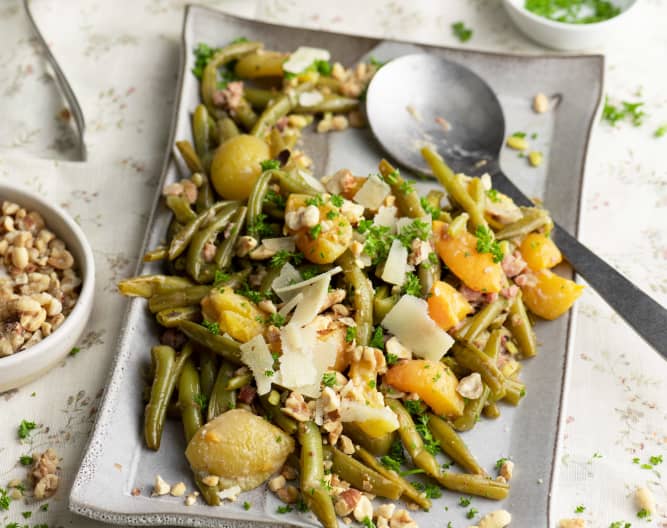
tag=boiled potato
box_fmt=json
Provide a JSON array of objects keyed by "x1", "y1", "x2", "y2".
[
  {"x1": 427, "y1": 280, "x2": 473, "y2": 331},
  {"x1": 519, "y1": 233, "x2": 562, "y2": 271},
  {"x1": 285, "y1": 194, "x2": 352, "y2": 264},
  {"x1": 432, "y1": 220, "x2": 504, "y2": 294},
  {"x1": 210, "y1": 134, "x2": 270, "y2": 200},
  {"x1": 185, "y1": 409, "x2": 295, "y2": 491},
  {"x1": 385, "y1": 359, "x2": 464, "y2": 418},
  {"x1": 518, "y1": 268, "x2": 583, "y2": 320},
  {"x1": 201, "y1": 288, "x2": 264, "y2": 343}
]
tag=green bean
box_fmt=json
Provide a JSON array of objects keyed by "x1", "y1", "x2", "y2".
[
  {"x1": 483, "y1": 401, "x2": 501, "y2": 419},
  {"x1": 373, "y1": 286, "x2": 399, "y2": 325},
  {"x1": 225, "y1": 373, "x2": 253, "y2": 391},
  {"x1": 199, "y1": 349, "x2": 217, "y2": 399},
  {"x1": 418, "y1": 257, "x2": 441, "y2": 298},
  {"x1": 378, "y1": 159, "x2": 425, "y2": 219},
  {"x1": 195, "y1": 173, "x2": 214, "y2": 214},
  {"x1": 201, "y1": 41, "x2": 263, "y2": 114},
  {"x1": 503, "y1": 377, "x2": 526, "y2": 406},
  {"x1": 259, "y1": 264, "x2": 284, "y2": 294},
  {"x1": 468, "y1": 176, "x2": 486, "y2": 205},
  {"x1": 217, "y1": 116, "x2": 239, "y2": 143},
  {"x1": 441, "y1": 355, "x2": 469, "y2": 379},
  {"x1": 343, "y1": 422, "x2": 395, "y2": 456},
  {"x1": 451, "y1": 384, "x2": 491, "y2": 432},
  {"x1": 185, "y1": 203, "x2": 238, "y2": 282},
  {"x1": 452, "y1": 342, "x2": 505, "y2": 401},
  {"x1": 251, "y1": 81, "x2": 315, "y2": 138},
  {"x1": 448, "y1": 213, "x2": 469, "y2": 237},
  {"x1": 192, "y1": 104, "x2": 212, "y2": 168},
  {"x1": 178, "y1": 356, "x2": 203, "y2": 443},
  {"x1": 195, "y1": 475, "x2": 221, "y2": 506},
  {"x1": 244, "y1": 87, "x2": 275, "y2": 109},
  {"x1": 168, "y1": 201, "x2": 232, "y2": 260},
  {"x1": 259, "y1": 393, "x2": 298, "y2": 435},
  {"x1": 423, "y1": 190, "x2": 444, "y2": 219},
  {"x1": 248, "y1": 170, "x2": 276, "y2": 226},
  {"x1": 148, "y1": 285, "x2": 211, "y2": 313},
  {"x1": 298, "y1": 421, "x2": 337, "y2": 528},
  {"x1": 156, "y1": 306, "x2": 200, "y2": 327},
  {"x1": 294, "y1": 94, "x2": 359, "y2": 114},
  {"x1": 177, "y1": 320, "x2": 242, "y2": 364},
  {"x1": 494, "y1": 207, "x2": 552, "y2": 240},
  {"x1": 463, "y1": 297, "x2": 509, "y2": 343},
  {"x1": 421, "y1": 147, "x2": 488, "y2": 229},
  {"x1": 276, "y1": 168, "x2": 320, "y2": 195},
  {"x1": 354, "y1": 447, "x2": 432, "y2": 510},
  {"x1": 175, "y1": 140, "x2": 205, "y2": 175},
  {"x1": 231, "y1": 97, "x2": 258, "y2": 131},
  {"x1": 435, "y1": 472, "x2": 509, "y2": 500},
  {"x1": 213, "y1": 206, "x2": 247, "y2": 270},
  {"x1": 483, "y1": 328, "x2": 504, "y2": 360},
  {"x1": 507, "y1": 293, "x2": 538, "y2": 358},
  {"x1": 118, "y1": 275, "x2": 193, "y2": 298},
  {"x1": 326, "y1": 445, "x2": 402, "y2": 500},
  {"x1": 166, "y1": 195, "x2": 197, "y2": 224},
  {"x1": 427, "y1": 413, "x2": 486, "y2": 476},
  {"x1": 143, "y1": 247, "x2": 166, "y2": 262},
  {"x1": 338, "y1": 251, "x2": 373, "y2": 346},
  {"x1": 316, "y1": 75, "x2": 341, "y2": 93},
  {"x1": 207, "y1": 361, "x2": 236, "y2": 421},
  {"x1": 207, "y1": 114, "x2": 219, "y2": 145},
  {"x1": 144, "y1": 344, "x2": 192, "y2": 450}
]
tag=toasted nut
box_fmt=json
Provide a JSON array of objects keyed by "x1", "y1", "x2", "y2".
[
  {"x1": 235, "y1": 235, "x2": 258, "y2": 257},
  {"x1": 390, "y1": 508, "x2": 417, "y2": 528},
  {"x1": 170, "y1": 482, "x2": 186, "y2": 497},
  {"x1": 385, "y1": 337, "x2": 412, "y2": 360},
  {"x1": 258, "y1": 299, "x2": 277, "y2": 314},
  {"x1": 456, "y1": 372, "x2": 484, "y2": 399},
  {"x1": 499, "y1": 460, "x2": 514, "y2": 481},
  {"x1": 478, "y1": 509, "x2": 512, "y2": 528},
  {"x1": 184, "y1": 493, "x2": 198, "y2": 506},
  {"x1": 533, "y1": 92, "x2": 549, "y2": 113},
  {"x1": 201, "y1": 475, "x2": 219, "y2": 487},
  {"x1": 268, "y1": 475, "x2": 286, "y2": 492},
  {"x1": 11, "y1": 246, "x2": 29, "y2": 269},
  {"x1": 558, "y1": 520, "x2": 586, "y2": 528},
  {"x1": 375, "y1": 503, "x2": 396, "y2": 520},
  {"x1": 339, "y1": 434, "x2": 355, "y2": 455},
  {"x1": 635, "y1": 486, "x2": 655, "y2": 514},
  {"x1": 335, "y1": 488, "x2": 362, "y2": 516},
  {"x1": 276, "y1": 484, "x2": 299, "y2": 504},
  {"x1": 353, "y1": 494, "x2": 373, "y2": 522},
  {"x1": 153, "y1": 474, "x2": 171, "y2": 496}
]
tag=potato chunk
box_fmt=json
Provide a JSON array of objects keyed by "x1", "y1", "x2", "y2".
[{"x1": 185, "y1": 409, "x2": 295, "y2": 491}]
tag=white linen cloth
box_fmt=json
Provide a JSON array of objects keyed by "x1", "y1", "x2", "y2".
[{"x1": 0, "y1": 1, "x2": 665, "y2": 526}]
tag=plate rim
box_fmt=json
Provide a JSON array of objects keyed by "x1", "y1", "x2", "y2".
[{"x1": 69, "y1": 4, "x2": 605, "y2": 526}]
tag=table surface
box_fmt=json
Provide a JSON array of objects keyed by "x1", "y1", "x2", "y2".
[{"x1": 0, "y1": 1, "x2": 665, "y2": 527}]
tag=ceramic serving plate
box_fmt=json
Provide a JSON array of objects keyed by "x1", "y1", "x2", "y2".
[{"x1": 70, "y1": 5, "x2": 603, "y2": 527}]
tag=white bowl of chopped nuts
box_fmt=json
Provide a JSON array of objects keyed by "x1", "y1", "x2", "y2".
[{"x1": 0, "y1": 183, "x2": 95, "y2": 392}]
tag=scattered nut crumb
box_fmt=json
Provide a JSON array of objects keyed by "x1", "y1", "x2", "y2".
[
  {"x1": 131, "y1": 487, "x2": 141, "y2": 496},
  {"x1": 30, "y1": 448, "x2": 60, "y2": 500},
  {"x1": 201, "y1": 475, "x2": 219, "y2": 487},
  {"x1": 635, "y1": 485, "x2": 655, "y2": 514},
  {"x1": 184, "y1": 493, "x2": 198, "y2": 506},
  {"x1": 477, "y1": 509, "x2": 512, "y2": 528},
  {"x1": 533, "y1": 92, "x2": 549, "y2": 113},
  {"x1": 152, "y1": 474, "x2": 171, "y2": 496},
  {"x1": 170, "y1": 482, "x2": 186, "y2": 497},
  {"x1": 558, "y1": 519, "x2": 586, "y2": 528}
]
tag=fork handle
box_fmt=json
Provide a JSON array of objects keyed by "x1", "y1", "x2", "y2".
[{"x1": 491, "y1": 167, "x2": 667, "y2": 358}]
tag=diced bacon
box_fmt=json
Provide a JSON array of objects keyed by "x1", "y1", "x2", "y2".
[
  {"x1": 500, "y1": 285, "x2": 519, "y2": 299},
  {"x1": 502, "y1": 251, "x2": 527, "y2": 278},
  {"x1": 212, "y1": 81, "x2": 244, "y2": 112},
  {"x1": 460, "y1": 284, "x2": 485, "y2": 304},
  {"x1": 514, "y1": 273, "x2": 537, "y2": 288},
  {"x1": 202, "y1": 242, "x2": 216, "y2": 262},
  {"x1": 238, "y1": 385, "x2": 257, "y2": 404}
]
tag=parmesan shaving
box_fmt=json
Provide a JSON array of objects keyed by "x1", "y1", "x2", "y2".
[
  {"x1": 239, "y1": 335, "x2": 278, "y2": 396},
  {"x1": 352, "y1": 175, "x2": 390, "y2": 210},
  {"x1": 282, "y1": 46, "x2": 330, "y2": 75},
  {"x1": 381, "y1": 239, "x2": 408, "y2": 286},
  {"x1": 271, "y1": 263, "x2": 302, "y2": 301}
]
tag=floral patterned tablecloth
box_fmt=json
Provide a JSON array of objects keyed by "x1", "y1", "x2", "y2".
[{"x1": 0, "y1": 1, "x2": 665, "y2": 527}]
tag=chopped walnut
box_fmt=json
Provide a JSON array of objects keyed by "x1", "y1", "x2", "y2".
[
  {"x1": 456, "y1": 372, "x2": 484, "y2": 399},
  {"x1": 282, "y1": 391, "x2": 312, "y2": 422},
  {"x1": 390, "y1": 508, "x2": 417, "y2": 528},
  {"x1": 335, "y1": 488, "x2": 362, "y2": 516},
  {"x1": 558, "y1": 520, "x2": 586, "y2": 528},
  {"x1": 152, "y1": 474, "x2": 171, "y2": 496},
  {"x1": 30, "y1": 448, "x2": 60, "y2": 500},
  {"x1": 499, "y1": 460, "x2": 514, "y2": 481},
  {"x1": 338, "y1": 434, "x2": 355, "y2": 455}
]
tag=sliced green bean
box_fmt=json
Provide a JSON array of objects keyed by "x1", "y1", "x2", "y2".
[
  {"x1": 373, "y1": 286, "x2": 399, "y2": 325},
  {"x1": 294, "y1": 94, "x2": 359, "y2": 114},
  {"x1": 231, "y1": 97, "x2": 258, "y2": 130},
  {"x1": 468, "y1": 176, "x2": 486, "y2": 205},
  {"x1": 503, "y1": 377, "x2": 526, "y2": 406},
  {"x1": 483, "y1": 401, "x2": 501, "y2": 419},
  {"x1": 194, "y1": 173, "x2": 214, "y2": 214},
  {"x1": 248, "y1": 170, "x2": 276, "y2": 226},
  {"x1": 418, "y1": 257, "x2": 441, "y2": 298},
  {"x1": 434, "y1": 472, "x2": 509, "y2": 500},
  {"x1": 427, "y1": 413, "x2": 486, "y2": 476},
  {"x1": 214, "y1": 205, "x2": 247, "y2": 269},
  {"x1": 338, "y1": 251, "x2": 373, "y2": 346},
  {"x1": 483, "y1": 328, "x2": 504, "y2": 360},
  {"x1": 156, "y1": 306, "x2": 200, "y2": 327},
  {"x1": 225, "y1": 373, "x2": 253, "y2": 391},
  {"x1": 343, "y1": 422, "x2": 395, "y2": 457},
  {"x1": 148, "y1": 285, "x2": 211, "y2": 313},
  {"x1": 168, "y1": 201, "x2": 232, "y2": 260},
  {"x1": 199, "y1": 349, "x2": 217, "y2": 399},
  {"x1": 298, "y1": 421, "x2": 337, "y2": 528},
  {"x1": 451, "y1": 384, "x2": 490, "y2": 432},
  {"x1": 192, "y1": 104, "x2": 212, "y2": 168},
  {"x1": 259, "y1": 393, "x2": 298, "y2": 435},
  {"x1": 179, "y1": 356, "x2": 203, "y2": 443},
  {"x1": 452, "y1": 341, "x2": 505, "y2": 401},
  {"x1": 177, "y1": 320, "x2": 242, "y2": 364},
  {"x1": 494, "y1": 207, "x2": 552, "y2": 240},
  {"x1": 378, "y1": 159, "x2": 425, "y2": 218},
  {"x1": 118, "y1": 274, "x2": 193, "y2": 298},
  {"x1": 207, "y1": 361, "x2": 236, "y2": 421},
  {"x1": 421, "y1": 147, "x2": 488, "y2": 229},
  {"x1": 143, "y1": 247, "x2": 166, "y2": 262},
  {"x1": 326, "y1": 445, "x2": 402, "y2": 500},
  {"x1": 218, "y1": 116, "x2": 240, "y2": 143},
  {"x1": 251, "y1": 81, "x2": 315, "y2": 138},
  {"x1": 507, "y1": 293, "x2": 538, "y2": 358},
  {"x1": 244, "y1": 87, "x2": 275, "y2": 109},
  {"x1": 166, "y1": 195, "x2": 197, "y2": 224},
  {"x1": 175, "y1": 140, "x2": 205, "y2": 175},
  {"x1": 463, "y1": 297, "x2": 509, "y2": 343},
  {"x1": 276, "y1": 168, "x2": 321, "y2": 195}
]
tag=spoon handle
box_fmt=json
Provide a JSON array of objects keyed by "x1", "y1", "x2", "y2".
[{"x1": 491, "y1": 168, "x2": 667, "y2": 358}]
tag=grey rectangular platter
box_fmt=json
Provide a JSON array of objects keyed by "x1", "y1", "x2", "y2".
[{"x1": 69, "y1": 4, "x2": 603, "y2": 527}]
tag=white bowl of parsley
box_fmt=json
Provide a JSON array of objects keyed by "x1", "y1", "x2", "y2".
[{"x1": 502, "y1": 0, "x2": 638, "y2": 50}]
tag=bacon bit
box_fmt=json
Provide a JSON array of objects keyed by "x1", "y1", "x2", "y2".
[
  {"x1": 501, "y1": 251, "x2": 527, "y2": 278},
  {"x1": 212, "y1": 81, "x2": 244, "y2": 112},
  {"x1": 435, "y1": 116, "x2": 451, "y2": 131},
  {"x1": 500, "y1": 284, "x2": 519, "y2": 299},
  {"x1": 460, "y1": 284, "x2": 485, "y2": 304},
  {"x1": 238, "y1": 385, "x2": 257, "y2": 404},
  {"x1": 202, "y1": 242, "x2": 216, "y2": 262},
  {"x1": 275, "y1": 116, "x2": 289, "y2": 132},
  {"x1": 131, "y1": 487, "x2": 141, "y2": 496}
]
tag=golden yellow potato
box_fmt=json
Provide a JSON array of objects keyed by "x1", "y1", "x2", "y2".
[
  {"x1": 185, "y1": 409, "x2": 295, "y2": 491},
  {"x1": 201, "y1": 288, "x2": 264, "y2": 343},
  {"x1": 519, "y1": 233, "x2": 562, "y2": 271},
  {"x1": 210, "y1": 134, "x2": 270, "y2": 200},
  {"x1": 519, "y1": 269, "x2": 584, "y2": 320}
]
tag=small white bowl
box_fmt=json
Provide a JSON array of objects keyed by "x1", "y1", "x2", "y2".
[
  {"x1": 502, "y1": 0, "x2": 638, "y2": 50},
  {"x1": 0, "y1": 183, "x2": 95, "y2": 392}
]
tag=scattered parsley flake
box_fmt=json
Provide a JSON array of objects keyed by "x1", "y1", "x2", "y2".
[
  {"x1": 368, "y1": 379, "x2": 376, "y2": 389},
  {"x1": 322, "y1": 372, "x2": 337, "y2": 387},
  {"x1": 512, "y1": 131, "x2": 527, "y2": 138},
  {"x1": 411, "y1": 481, "x2": 442, "y2": 499},
  {"x1": 397, "y1": 219, "x2": 430, "y2": 249},
  {"x1": 361, "y1": 516, "x2": 376, "y2": 528},
  {"x1": 404, "y1": 399, "x2": 426, "y2": 416},
  {"x1": 0, "y1": 488, "x2": 10, "y2": 511},
  {"x1": 345, "y1": 326, "x2": 357, "y2": 343},
  {"x1": 458, "y1": 496, "x2": 471, "y2": 507},
  {"x1": 314, "y1": 59, "x2": 332, "y2": 76},
  {"x1": 402, "y1": 272, "x2": 422, "y2": 296},
  {"x1": 330, "y1": 194, "x2": 344, "y2": 207},
  {"x1": 602, "y1": 96, "x2": 646, "y2": 127},
  {"x1": 276, "y1": 505, "x2": 293, "y2": 514},
  {"x1": 201, "y1": 320, "x2": 220, "y2": 335},
  {"x1": 475, "y1": 225, "x2": 504, "y2": 263},
  {"x1": 420, "y1": 197, "x2": 440, "y2": 218},
  {"x1": 191, "y1": 42, "x2": 218, "y2": 79},
  {"x1": 260, "y1": 159, "x2": 281, "y2": 171},
  {"x1": 575, "y1": 505, "x2": 586, "y2": 513},
  {"x1": 40, "y1": 503, "x2": 49, "y2": 511},
  {"x1": 415, "y1": 414, "x2": 440, "y2": 455},
  {"x1": 264, "y1": 189, "x2": 286, "y2": 210},
  {"x1": 486, "y1": 189, "x2": 500, "y2": 203},
  {"x1": 525, "y1": 0, "x2": 621, "y2": 24},
  {"x1": 637, "y1": 508, "x2": 651, "y2": 520},
  {"x1": 18, "y1": 420, "x2": 36, "y2": 440},
  {"x1": 305, "y1": 194, "x2": 325, "y2": 207},
  {"x1": 296, "y1": 498, "x2": 309, "y2": 512},
  {"x1": 466, "y1": 508, "x2": 478, "y2": 519},
  {"x1": 495, "y1": 457, "x2": 509, "y2": 471},
  {"x1": 243, "y1": 501, "x2": 251, "y2": 510},
  {"x1": 238, "y1": 282, "x2": 269, "y2": 304},
  {"x1": 386, "y1": 353, "x2": 398, "y2": 366},
  {"x1": 399, "y1": 180, "x2": 415, "y2": 195},
  {"x1": 193, "y1": 393, "x2": 208, "y2": 412},
  {"x1": 649, "y1": 454, "x2": 662, "y2": 465},
  {"x1": 451, "y1": 21, "x2": 473, "y2": 42},
  {"x1": 69, "y1": 346, "x2": 80, "y2": 356},
  {"x1": 213, "y1": 270, "x2": 231, "y2": 285},
  {"x1": 369, "y1": 326, "x2": 385, "y2": 349},
  {"x1": 309, "y1": 224, "x2": 322, "y2": 240},
  {"x1": 264, "y1": 369, "x2": 275, "y2": 377},
  {"x1": 247, "y1": 213, "x2": 274, "y2": 239},
  {"x1": 655, "y1": 124, "x2": 667, "y2": 137},
  {"x1": 267, "y1": 312, "x2": 286, "y2": 327},
  {"x1": 19, "y1": 455, "x2": 33, "y2": 466},
  {"x1": 358, "y1": 220, "x2": 394, "y2": 265},
  {"x1": 21, "y1": 512, "x2": 32, "y2": 519}
]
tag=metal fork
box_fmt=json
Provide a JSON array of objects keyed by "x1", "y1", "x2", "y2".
[{"x1": 23, "y1": 0, "x2": 86, "y2": 161}]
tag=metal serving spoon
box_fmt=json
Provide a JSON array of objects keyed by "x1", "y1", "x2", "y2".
[{"x1": 365, "y1": 53, "x2": 667, "y2": 358}]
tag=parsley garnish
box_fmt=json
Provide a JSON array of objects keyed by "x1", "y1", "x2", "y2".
[
  {"x1": 192, "y1": 43, "x2": 218, "y2": 79},
  {"x1": 369, "y1": 326, "x2": 384, "y2": 349},
  {"x1": 238, "y1": 282, "x2": 269, "y2": 304},
  {"x1": 386, "y1": 353, "x2": 398, "y2": 366},
  {"x1": 270, "y1": 250, "x2": 304, "y2": 268},
  {"x1": 602, "y1": 96, "x2": 646, "y2": 127},
  {"x1": 260, "y1": 159, "x2": 281, "y2": 171},
  {"x1": 247, "y1": 213, "x2": 274, "y2": 239},
  {"x1": 399, "y1": 180, "x2": 415, "y2": 194},
  {"x1": 451, "y1": 21, "x2": 473, "y2": 42},
  {"x1": 361, "y1": 517, "x2": 376, "y2": 528},
  {"x1": 301, "y1": 265, "x2": 321, "y2": 280},
  {"x1": 0, "y1": 488, "x2": 10, "y2": 510},
  {"x1": 369, "y1": 56, "x2": 385, "y2": 69},
  {"x1": 264, "y1": 369, "x2": 275, "y2": 377},
  {"x1": 420, "y1": 197, "x2": 440, "y2": 218},
  {"x1": 322, "y1": 372, "x2": 337, "y2": 387},
  {"x1": 415, "y1": 414, "x2": 440, "y2": 455},
  {"x1": 309, "y1": 224, "x2": 322, "y2": 240},
  {"x1": 201, "y1": 320, "x2": 220, "y2": 335},
  {"x1": 69, "y1": 346, "x2": 80, "y2": 356},
  {"x1": 40, "y1": 503, "x2": 48, "y2": 511},
  {"x1": 243, "y1": 501, "x2": 251, "y2": 510},
  {"x1": 411, "y1": 481, "x2": 442, "y2": 499},
  {"x1": 193, "y1": 393, "x2": 208, "y2": 412},
  {"x1": 314, "y1": 59, "x2": 332, "y2": 76},
  {"x1": 475, "y1": 225, "x2": 504, "y2": 263},
  {"x1": 330, "y1": 194, "x2": 344, "y2": 207},
  {"x1": 486, "y1": 189, "x2": 500, "y2": 203},
  {"x1": 609, "y1": 522, "x2": 632, "y2": 528},
  {"x1": 22, "y1": 511, "x2": 32, "y2": 519},
  {"x1": 525, "y1": 0, "x2": 620, "y2": 24},
  {"x1": 404, "y1": 399, "x2": 426, "y2": 416},
  {"x1": 358, "y1": 219, "x2": 393, "y2": 265},
  {"x1": 495, "y1": 457, "x2": 509, "y2": 471},
  {"x1": 649, "y1": 454, "x2": 663, "y2": 465},
  {"x1": 381, "y1": 440, "x2": 406, "y2": 472},
  {"x1": 397, "y1": 219, "x2": 430, "y2": 249},
  {"x1": 402, "y1": 272, "x2": 422, "y2": 296},
  {"x1": 305, "y1": 194, "x2": 324, "y2": 207},
  {"x1": 345, "y1": 326, "x2": 357, "y2": 343},
  {"x1": 296, "y1": 498, "x2": 309, "y2": 512},
  {"x1": 18, "y1": 420, "x2": 36, "y2": 439},
  {"x1": 19, "y1": 455, "x2": 33, "y2": 466},
  {"x1": 637, "y1": 508, "x2": 651, "y2": 519},
  {"x1": 575, "y1": 505, "x2": 586, "y2": 513},
  {"x1": 511, "y1": 131, "x2": 527, "y2": 138},
  {"x1": 267, "y1": 313, "x2": 286, "y2": 327},
  {"x1": 264, "y1": 189, "x2": 286, "y2": 210},
  {"x1": 276, "y1": 505, "x2": 293, "y2": 514},
  {"x1": 466, "y1": 508, "x2": 478, "y2": 519},
  {"x1": 655, "y1": 124, "x2": 667, "y2": 138},
  {"x1": 458, "y1": 496, "x2": 471, "y2": 507},
  {"x1": 213, "y1": 270, "x2": 231, "y2": 285}
]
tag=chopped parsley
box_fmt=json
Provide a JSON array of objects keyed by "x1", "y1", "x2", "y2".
[
  {"x1": 345, "y1": 326, "x2": 357, "y2": 343},
  {"x1": 193, "y1": 393, "x2": 208, "y2": 412},
  {"x1": 475, "y1": 225, "x2": 504, "y2": 263},
  {"x1": 276, "y1": 505, "x2": 293, "y2": 514},
  {"x1": 21, "y1": 511, "x2": 32, "y2": 519},
  {"x1": 260, "y1": 159, "x2": 281, "y2": 171},
  {"x1": 213, "y1": 270, "x2": 231, "y2": 285},
  {"x1": 451, "y1": 21, "x2": 473, "y2": 42},
  {"x1": 309, "y1": 224, "x2": 322, "y2": 240},
  {"x1": 330, "y1": 194, "x2": 344, "y2": 207},
  {"x1": 322, "y1": 372, "x2": 337, "y2": 387},
  {"x1": 511, "y1": 131, "x2": 527, "y2": 138},
  {"x1": 411, "y1": 481, "x2": 442, "y2": 499},
  {"x1": 415, "y1": 414, "x2": 440, "y2": 455},
  {"x1": 300, "y1": 265, "x2": 322, "y2": 280},
  {"x1": 495, "y1": 457, "x2": 509, "y2": 471},
  {"x1": 270, "y1": 250, "x2": 304, "y2": 268},
  {"x1": 458, "y1": 496, "x2": 471, "y2": 507},
  {"x1": 420, "y1": 197, "x2": 440, "y2": 218},
  {"x1": 0, "y1": 488, "x2": 10, "y2": 511},
  {"x1": 399, "y1": 180, "x2": 415, "y2": 195},
  {"x1": 575, "y1": 505, "x2": 586, "y2": 513},
  {"x1": 238, "y1": 282, "x2": 269, "y2": 304},
  {"x1": 397, "y1": 219, "x2": 430, "y2": 249},
  {"x1": 402, "y1": 272, "x2": 422, "y2": 296},
  {"x1": 369, "y1": 56, "x2": 385, "y2": 69},
  {"x1": 369, "y1": 326, "x2": 385, "y2": 349},
  {"x1": 361, "y1": 517, "x2": 376, "y2": 528},
  {"x1": 525, "y1": 0, "x2": 621, "y2": 24},
  {"x1": 40, "y1": 503, "x2": 49, "y2": 511},
  {"x1": 386, "y1": 353, "x2": 398, "y2": 366},
  {"x1": 69, "y1": 346, "x2": 81, "y2": 356},
  {"x1": 655, "y1": 124, "x2": 667, "y2": 138},
  {"x1": 243, "y1": 501, "x2": 251, "y2": 510},
  {"x1": 19, "y1": 455, "x2": 33, "y2": 466},
  {"x1": 314, "y1": 59, "x2": 332, "y2": 76},
  {"x1": 649, "y1": 454, "x2": 663, "y2": 465},
  {"x1": 296, "y1": 498, "x2": 309, "y2": 512},
  {"x1": 609, "y1": 522, "x2": 632, "y2": 528},
  {"x1": 486, "y1": 189, "x2": 500, "y2": 203},
  {"x1": 192, "y1": 43, "x2": 218, "y2": 79},
  {"x1": 602, "y1": 97, "x2": 646, "y2": 127},
  {"x1": 267, "y1": 313, "x2": 286, "y2": 327},
  {"x1": 358, "y1": 220, "x2": 393, "y2": 265},
  {"x1": 305, "y1": 194, "x2": 325, "y2": 207},
  {"x1": 466, "y1": 508, "x2": 479, "y2": 519},
  {"x1": 201, "y1": 320, "x2": 220, "y2": 335},
  {"x1": 18, "y1": 420, "x2": 36, "y2": 439},
  {"x1": 247, "y1": 213, "x2": 274, "y2": 238},
  {"x1": 381, "y1": 440, "x2": 406, "y2": 472},
  {"x1": 264, "y1": 189, "x2": 286, "y2": 210},
  {"x1": 404, "y1": 399, "x2": 426, "y2": 416},
  {"x1": 637, "y1": 508, "x2": 651, "y2": 520},
  {"x1": 368, "y1": 380, "x2": 376, "y2": 389},
  {"x1": 264, "y1": 369, "x2": 275, "y2": 377}
]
